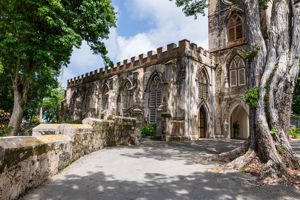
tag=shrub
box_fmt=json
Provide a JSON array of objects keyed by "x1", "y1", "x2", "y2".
[
  {"x1": 0, "y1": 109, "x2": 10, "y2": 137},
  {"x1": 270, "y1": 128, "x2": 278, "y2": 137},
  {"x1": 0, "y1": 125, "x2": 11, "y2": 137},
  {"x1": 0, "y1": 109, "x2": 10, "y2": 124},
  {"x1": 141, "y1": 123, "x2": 156, "y2": 137},
  {"x1": 289, "y1": 127, "x2": 300, "y2": 139},
  {"x1": 244, "y1": 87, "x2": 259, "y2": 108}
]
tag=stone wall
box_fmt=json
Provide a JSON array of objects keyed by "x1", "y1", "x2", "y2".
[
  {"x1": 62, "y1": 39, "x2": 215, "y2": 140},
  {"x1": 0, "y1": 117, "x2": 139, "y2": 200},
  {"x1": 0, "y1": 135, "x2": 72, "y2": 200}
]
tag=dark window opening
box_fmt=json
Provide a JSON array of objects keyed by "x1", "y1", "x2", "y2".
[{"x1": 227, "y1": 12, "x2": 245, "y2": 43}]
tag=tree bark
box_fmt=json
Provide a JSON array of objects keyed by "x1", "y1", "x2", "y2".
[
  {"x1": 39, "y1": 106, "x2": 43, "y2": 123},
  {"x1": 218, "y1": 0, "x2": 300, "y2": 181},
  {"x1": 8, "y1": 74, "x2": 29, "y2": 136}
]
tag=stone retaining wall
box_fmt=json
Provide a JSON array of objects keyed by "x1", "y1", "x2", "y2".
[{"x1": 0, "y1": 117, "x2": 139, "y2": 200}]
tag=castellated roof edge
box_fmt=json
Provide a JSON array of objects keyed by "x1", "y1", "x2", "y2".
[{"x1": 67, "y1": 39, "x2": 210, "y2": 87}]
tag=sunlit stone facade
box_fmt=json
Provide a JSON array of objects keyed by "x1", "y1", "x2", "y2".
[{"x1": 62, "y1": 1, "x2": 262, "y2": 140}]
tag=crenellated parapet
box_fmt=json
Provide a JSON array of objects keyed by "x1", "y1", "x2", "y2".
[{"x1": 67, "y1": 39, "x2": 213, "y2": 88}]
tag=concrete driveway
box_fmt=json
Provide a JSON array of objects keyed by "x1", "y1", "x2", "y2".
[{"x1": 21, "y1": 140, "x2": 300, "y2": 200}]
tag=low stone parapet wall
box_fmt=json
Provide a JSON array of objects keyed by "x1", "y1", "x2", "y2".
[
  {"x1": 0, "y1": 117, "x2": 140, "y2": 200},
  {"x1": 0, "y1": 135, "x2": 72, "y2": 200}
]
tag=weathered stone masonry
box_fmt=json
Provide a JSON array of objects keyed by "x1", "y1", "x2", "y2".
[
  {"x1": 63, "y1": 40, "x2": 217, "y2": 140},
  {"x1": 0, "y1": 117, "x2": 139, "y2": 200},
  {"x1": 63, "y1": 1, "x2": 261, "y2": 140}
]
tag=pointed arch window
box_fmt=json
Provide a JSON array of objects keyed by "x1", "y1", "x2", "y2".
[
  {"x1": 229, "y1": 55, "x2": 246, "y2": 87},
  {"x1": 102, "y1": 85, "x2": 109, "y2": 110},
  {"x1": 198, "y1": 70, "x2": 209, "y2": 99},
  {"x1": 121, "y1": 81, "x2": 133, "y2": 110},
  {"x1": 227, "y1": 12, "x2": 244, "y2": 43},
  {"x1": 148, "y1": 75, "x2": 162, "y2": 123}
]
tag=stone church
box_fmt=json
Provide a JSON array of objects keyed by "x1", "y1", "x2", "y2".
[{"x1": 63, "y1": 0, "x2": 267, "y2": 140}]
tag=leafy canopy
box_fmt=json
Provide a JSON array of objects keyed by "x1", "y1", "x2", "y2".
[
  {"x1": 171, "y1": 0, "x2": 206, "y2": 17},
  {"x1": 171, "y1": 0, "x2": 270, "y2": 17},
  {"x1": 0, "y1": 65, "x2": 60, "y2": 120},
  {"x1": 0, "y1": 0, "x2": 116, "y2": 129},
  {"x1": 0, "y1": 0, "x2": 116, "y2": 80},
  {"x1": 42, "y1": 84, "x2": 65, "y2": 123},
  {"x1": 244, "y1": 87, "x2": 259, "y2": 108}
]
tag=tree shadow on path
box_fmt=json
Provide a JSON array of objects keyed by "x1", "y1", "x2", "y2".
[
  {"x1": 21, "y1": 170, "x2": 300, "y2": 200},
  {"x1": 21, "y1": 139, "x2": 300, "y2": 200}
]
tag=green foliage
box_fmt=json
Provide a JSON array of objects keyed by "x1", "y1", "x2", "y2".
[
  {"x1": 0, "y1": 61, "x2": 3, "y2": 75},
  {"x1": 259, "y1": 0, "x2": 270, "y2": 10},
  {"x1": 0, "y1": 109, "x2": 10, "y2": 125},
  {"x1": 0, "y1": 72, "x2": 13, "y2": 112},
  {"x1": 30, "y1": 116, "x2": 39, "y2": 124},
  {"x1": 0, "y1": 0, "x2": 116, "y2": 130},
  {"x1": 171, "y1": 0, "x2": 207, "y2": 17},
  {"x1": 292, "y1": 76, "x2": 300, "y2": 116},
  {"x1": 0, "y1": 125, "x2": 12, "y2": 137},
  {"x1": 270, "y1": 128, "x2": 278, "y2": 137},
  {"x1": 244, "y1": 44, "x2": 260, "y2": 59},
  {"x1": 42, "y1": 85, "x2": 65, "y2": 123},
  {"x1": 0, "y1": 0, "x2": 116, "y2": 69},
  {"x1": 0, "y1": 109, "x2": 11, "y2": 137},
  {"x1": 289, "y1": 127, "x2": 300, "y2": 139},
  {"x1": 0, "y1": 68, "x2": 59, "y2": 120},
  {"x1": 244, "y1": 87, "x2": 259, "y2": 108},
  {"x1": 24, "y1": 70, "x2": 61, "y2": 121},
  {"x1": 141, "y1": 124, "x2": 156, "y2": 137}
]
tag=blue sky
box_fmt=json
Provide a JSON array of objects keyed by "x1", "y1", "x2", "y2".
[{"x1": 61, "y1": 0, "x2": 208, "y2": 87}]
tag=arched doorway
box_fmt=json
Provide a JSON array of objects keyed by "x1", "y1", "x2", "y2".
[
  {"x1": 199, "y1": 106, "x2": 207, "y2": 138},
  {"x1": 230, "y1": 105, "x2": 249, "y2": 139}
]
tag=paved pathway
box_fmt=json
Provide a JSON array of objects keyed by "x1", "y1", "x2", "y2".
[{"x1": 22, "y1": 140, "x2": 300, "y2": 200}]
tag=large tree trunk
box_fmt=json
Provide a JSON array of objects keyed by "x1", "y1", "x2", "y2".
[
  {"x1": 8, "y1": 74, "x2": 29, "y2": 136},
  {"x1": 217, "y1": 0, "x2": 300, "y2": 182}
]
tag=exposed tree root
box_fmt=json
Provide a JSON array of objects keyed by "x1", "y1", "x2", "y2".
[
  {"x1": 207, "y1": 140, "x2": 300, "y2": 189},
  {"x1": 214, "y1": 150, "x2": 300, "y2": 189},
  {"x1": 211, "y1": 140, "x2": 250, "y2": 162},
  {"x1": 275, "y1": 143, "x2": 300, "y2": 170},
  {"x1": 225, "y1": 150, "x2": 256, "y2": 169}
]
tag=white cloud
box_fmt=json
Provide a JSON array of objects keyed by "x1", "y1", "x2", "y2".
[
  {"x1": 107, "y1": 0, "x2": 208, "y2": 61},
  {"x1": 60, "y1": 41, "x2": 103, "y2": 87},
  {"x1": 106, "y1": 30, "x2": 156, "y2": 62},
  {"x1": 62, "y1": 0, "x2": 208, "y2": 87},
  {"x1": 127, "y1": 0, "x2": 208, "y2": 47}
]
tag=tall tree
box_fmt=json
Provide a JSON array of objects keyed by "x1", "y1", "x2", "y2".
[
  {"x1": 0, "y1": 0, "x2": 116, "y2": 135},
  {"x1": 0, "y1": 66, "x2": 59, "y2": 123},
  {"x1": 173, "y1": 0, "x2": 300, "y2": 182}
]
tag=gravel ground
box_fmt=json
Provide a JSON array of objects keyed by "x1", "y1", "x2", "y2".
[{"x1": 21, "y1": 139, "x2": 300, "y2": 200}]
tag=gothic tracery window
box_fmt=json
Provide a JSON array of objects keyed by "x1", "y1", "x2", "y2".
[
  {"x1": 121, "y1": 81, "x2": 133, "y2": 110},
  {"x1": 227, "y1": 12, "x2": 244, "y2": 43},
  {"x1": 198, "y1": 70, "x2": 209, "y2": 99},
  {"x1": 148, "y1": 75, "x2": 162, "y2": 123},
  {"x1": 102, "y1": 85, "x2": 109, "y2": 110},
  {"x1": 229, "y1": 55, "x2": 246, "y2": 87}
]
